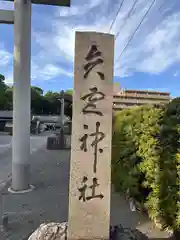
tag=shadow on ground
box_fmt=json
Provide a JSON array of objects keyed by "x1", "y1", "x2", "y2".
[{"x1": 0, "y1": 148, "x2": 171, "y2": 239}]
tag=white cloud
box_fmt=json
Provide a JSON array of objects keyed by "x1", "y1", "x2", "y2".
[
  {"x1": 53, "y1": 20, "x2": 109, "y2": 62},
  {"x1": 1, "y1": 0, "x2": 179, "y2": 84},
  {"x1": 133, "y1": 13, "x2": 180, "y2": 74},
  {"x1": 0, "y1": 49, "x2": 12, "y2": 66},
  {"x1": 113, "y1": 1, "x2": 180, "y2": 76},
  {"x1": 31, "y1": 62, "x2": 73, "y2": 81},
  {"x1": 0, "y1": 1, "x2": 14, "y2": 10},
  {"x1": 57, "y1": 0, "x2": 107, "y2": 17},
  {"x1": 0, "y1": 46, "x2": 13, "y2": 84},
  {"x1": 14, "y1": 0, "x2": 180, "y2": 82}
]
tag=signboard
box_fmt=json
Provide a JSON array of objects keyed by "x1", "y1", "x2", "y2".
[{"x1": 6, "y1": 0, "x2": 70, "y2": 6}]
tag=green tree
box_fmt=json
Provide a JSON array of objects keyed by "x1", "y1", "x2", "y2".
[
  {"x1": 65, "y1": 89, "x2": 73, "y2": 95},
  {"x1": 44, "y1": 90, "x2": 72, "y2": 117},
  {"x1": 44, "y1": 91, "x2": 61, "y2": 114},
  {"x1": 32, "y1": 86, "x2": 43, "y2": 95},
  {"x1": 112, "y1": 107, "x2": 144, "y2": 199},
  {"x1": 0, "y1": 74, "x2": 6, "y2": 87},
  {"x1": 31, "y1": 86, "x2": 44, "y2": 114},
  {"x1": 44, "y1": 91, "x2": 60, "y2": 99},
  {"x1": 0, "y1": 80, "x2": 72, "y2": 117},
  {"x1": 5, "y1": 86, "x2": 13, "y2": 110},
  {"x1": 112, "y1": 101, "x2": 180, "y2": 238},
  {"x1": 0, "y1": 74, "x2": 9, "y2": 110},
  {"x1": 137, "y1": 106, "x2": 164, "y2": 220},
  {"x1": 157, "y1": 98, "x2": 180, "y2": 238}
]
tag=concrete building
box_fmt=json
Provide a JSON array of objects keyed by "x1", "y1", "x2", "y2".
[{"x1": 113, "y1": 83, "x2": 171, "y2": 111}]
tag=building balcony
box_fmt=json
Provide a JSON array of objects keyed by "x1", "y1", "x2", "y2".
[
  {"x1": 113, "y1": 92, "x2": 170, "y2": 100},
  {"x1": 113, "y1": 97, "x2": 169, "y2": 105}
]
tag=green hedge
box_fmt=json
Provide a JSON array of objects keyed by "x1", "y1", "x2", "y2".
[
  {"x1": 112, "y1": 99, "x2": 180, "y2": 235},
  {"x1": 158, "y1": 98, "x2": 180, "y2": 232}
]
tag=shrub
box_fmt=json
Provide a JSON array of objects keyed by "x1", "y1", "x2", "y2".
[
  {"x1": 112, "y1": 100, "x2": 180, "y2": 237},
  {"x1": 157, "y1": 98, "x2": 180, "y2": 236},
  {"x1": 112, "y1": 106, "x2": 159, "y2": 203},
  {"x1": 137, "y1": 106, "x2": 164, "y2": 220}
]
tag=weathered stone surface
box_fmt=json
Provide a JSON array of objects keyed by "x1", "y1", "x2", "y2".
[
  {"x1": 28, "y1": 222, "x2": 67, "y2": 240},
  {"x1": 28, "y1": 222, "x2": 149, "y2": 240},
  {"x1": 68, "y1": 31, "x2": 114, "y2": 240}
]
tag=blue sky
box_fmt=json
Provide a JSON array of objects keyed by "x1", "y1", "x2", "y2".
[{"x1": 0, "y1": 0, "x2": 180, "y2": 97}]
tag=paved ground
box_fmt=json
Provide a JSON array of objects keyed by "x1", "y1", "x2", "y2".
[
  {"x1": 0, "y1": 132, "x2": 52, "y2": 190},
  {"x1": 0, "y1": 133, "x2": 50, "y2": 154},
  {"x1": 0, "y1": 147, "x2": 171, "y2": 240}
]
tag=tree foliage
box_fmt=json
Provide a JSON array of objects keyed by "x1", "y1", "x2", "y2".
[
  {"x1": 0, "y1": 74, "x2": 11, "y2": 110},
  {"x1": 157, "y1": 98, "x2": 180, "y2": 233},
  {"x1": 65, "y1": 89, "x2": 73, "y2": 95},
  {"x1": 0, "y1": 74, "x2": 73, "y2": 118},
  {"x1": 112, "y1": 100, "x2": 180, "y2": 236}
]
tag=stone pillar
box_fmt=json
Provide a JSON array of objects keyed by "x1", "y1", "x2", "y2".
[
  {"x1": 11, "y1": 0, "x2": 32, "y2": 192},
  {"x1": 68, "y1": 32, "x2": 114, "y2": 240}
]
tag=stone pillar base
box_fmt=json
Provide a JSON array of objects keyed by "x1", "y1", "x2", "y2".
[
  {"x1": 8, "y1": 184, "x2": 35, "y2": 194},
  {"x1": 11, "y1": 163, "x2": 31, "y2": 192}
]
